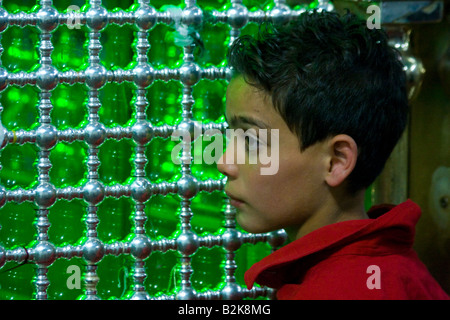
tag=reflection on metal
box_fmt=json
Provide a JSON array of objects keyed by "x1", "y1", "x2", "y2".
[
  {"x1": 369, "y1": 0, "x2": 438, "y2": 205},
  {"x1": 387, "y1": 27, "x2": 426, "y2": 101},
  {"x1": 371, "y1": 26, "x2": 425, "y2": 206}
]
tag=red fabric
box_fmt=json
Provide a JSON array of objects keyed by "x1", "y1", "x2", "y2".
[{"x1": 245, "y1": 200, "x2": 449, "y2": 300}]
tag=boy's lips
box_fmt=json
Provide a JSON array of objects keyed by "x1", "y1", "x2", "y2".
[{"x1": 225, "y1": 191, "x2": 245, "y2": 208}]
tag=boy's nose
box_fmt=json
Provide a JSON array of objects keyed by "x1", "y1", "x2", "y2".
[{"x1": 217, "y1": 147, "x2": 238, "y2": 179}]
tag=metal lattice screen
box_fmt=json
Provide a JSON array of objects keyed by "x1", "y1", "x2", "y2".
[{"x1": 0, "y1": 0, "x2": 331, "y2": 300}]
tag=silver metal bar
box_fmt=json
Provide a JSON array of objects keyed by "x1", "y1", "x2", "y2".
[{"x1": 0, "y1": 0, "x2": 301, "y2": 300}]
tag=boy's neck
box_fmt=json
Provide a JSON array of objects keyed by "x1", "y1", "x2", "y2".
[{"x1": 285, "y1": 189, "x2": 368, "y2": 241}]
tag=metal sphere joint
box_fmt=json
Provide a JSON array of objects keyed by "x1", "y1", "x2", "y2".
[
  {"x1": 176, "y1": 287, "x2": 197, "y2": 300},
  {"x1": 82, "y1": 238, "x2": 105, "y2": 264},
  {"x1": 86, "y1": 6, "x2": 109, "y2": 31},
  {"x1": 0, "y1": 8, "x2": 8, "y2": 33},
  {"x1": 175, "y1": 120, "x2": 201, "y2": 142},
  {"x1": 135, "y1": 5, "x2": 157, "y2": 30},
  {"x1": 177, "y1": 174, "x2": 199, "y2": 200},
  {"x1": 83, "y1": 180, "x2": 105, "y2": 205},
  {"x1": 131, "y1": 178, "x2": 153, "y2": 203},
  {"x1": 133, "y1": 64, "x2": 154, "y2": 88},
  {"x1": 31, "y1": 241, "x2": 56, "y2": 267},
  {"x1": 130, "y1": 235, "x2": 152, "y2": 260},
  {"x1": 84, "y1": 65, "x2": 107, "y2": 90},
  {"x1": 228, "y1": 4, "x2": 249, "y2": 29},
  {"x1": 36, "y1": 66, "x2": 59, "y2": 91},
  {"x1": 181, "y1": 6, "x2": 203, "y2": 29},
  {"x1": 34, "y1": 182, "x2": 57, "y2": 208},
  {"x1": 36, "y1": 124, "x2": 58, "y2": 150},
  {"x1": 36, "y1": 6, "x2": 59, "y2": 32},
  {"x1": 221, "y1": 283, "x2": 242, "y2": 300},
  {"x1": 176, "y1": 231, "x2": 199, "y2": 256},
  {"x1": 179, "y1": 62, "x2": 201, "y2": 86},
  {"x1": 84, "y1": 122, "x2": 106, "y2": 147},
  {"x1": 131, "y1": 120, "x2": 153, "y2": 146},
  {"x1": 222, "y1": 229, "x2": 243, "y2": 252}
]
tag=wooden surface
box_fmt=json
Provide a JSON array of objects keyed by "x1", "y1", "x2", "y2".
[{"x1": 408, "y1": 18, "x2": 450, "y2": 293}]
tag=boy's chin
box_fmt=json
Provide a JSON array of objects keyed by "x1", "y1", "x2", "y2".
[{"x1": 236, "y1": 215, "x2": 279, "y2": 235}]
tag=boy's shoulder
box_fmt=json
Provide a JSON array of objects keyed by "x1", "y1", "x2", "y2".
[
  {"x1": 276, "y1": 250, "x2": 449, "y2": 300},
  {"x1": 245, "y1": 200, "x2": 449, "y2": 300}
]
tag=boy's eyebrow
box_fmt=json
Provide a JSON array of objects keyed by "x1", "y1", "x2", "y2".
[{"x1": 225, "y1": 115, "x2": 271, "y2": 129}]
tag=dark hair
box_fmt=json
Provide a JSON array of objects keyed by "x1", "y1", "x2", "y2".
[{"x1": 227, "y1": 10, "x2": 409, "y2": 193}]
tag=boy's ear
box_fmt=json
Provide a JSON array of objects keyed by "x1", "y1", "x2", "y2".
[{"x1": 325, "y1": 134, "x2": 358, "y2": 188}]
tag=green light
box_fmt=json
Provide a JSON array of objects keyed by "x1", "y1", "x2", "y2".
[
  {"x1": 0, "y1": 0, "x2": 290, "y2": 300},
  {"x1": 167, "y1": 46, "x2": 177, "y2": 58},
  {"x1": 161, "y1": 161, "x2": 174, "y2": 173},
  {"x1": 50, "y1": 142, "x2": 86, "y2": 188}
]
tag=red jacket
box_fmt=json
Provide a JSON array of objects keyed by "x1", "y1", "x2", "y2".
[{"x1": 245, "y1": 200, "x2": 449, "y2": 300}]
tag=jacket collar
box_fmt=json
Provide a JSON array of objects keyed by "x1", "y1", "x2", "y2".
[{"x1": 244, "y1": 200, "x2": 421, "y2": 289}]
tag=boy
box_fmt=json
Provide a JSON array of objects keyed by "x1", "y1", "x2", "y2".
[{"x1": 216, "y1": 10, "x2": 449, "y2": 300}]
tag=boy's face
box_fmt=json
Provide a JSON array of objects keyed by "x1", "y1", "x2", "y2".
[{"x1": 218, "y1": 76, "x2": 330, "y2": 236}]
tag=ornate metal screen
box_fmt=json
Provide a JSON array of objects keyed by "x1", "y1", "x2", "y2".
[{"x1": 0, "y1": 0, "x2": 339, "y2": 300}]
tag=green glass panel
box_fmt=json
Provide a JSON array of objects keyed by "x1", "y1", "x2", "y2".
[
  {"x1": 0, "y1": 202, "x2": 36, "y2": 248},
  {"x1": 235, "y1": 242, "x2": 272, "y2": 285},
  {"x1": 46, "y1": 258, "x2": 84, "y2": 300},
  {"x1": 101, "y1": 25, "x2": 134, "y2": 70},
  {"x1": 146, "y1": 195, "x2": 179, "y2": 240},
  {"x1": 99, "y1": 140, "x2": 133, "y2": 184},
  {"x1": 146, "y1": 138, "x2": 179, "y2": 183},
  {"x1": 48, "y1": 201, "x2": 84, "y2": 248},
  {"x1": 102, "y1": 0, "x2": 134, "y2": 11},
  {"x1": 147, "y1": 81, "x2": 182, "y2": 127},
  {"x1": 96, "y1": 255, "x2": 134, "y2": 299},
  {"x1": 0, "y1": 0, "x2": 329, "y2": 300},
  {"x1": 143, "y1": 250, "x2": 179, "y2": 297},
  {"x1": 2, "y1": 0, "x2": 36, "y2": 13},
  {"x1": 97, "y1": 198, "x2": 132, "y2": 243},
  {"x1": 0, "y1": 144, "x2": 36, "y2": 189},
  {"x1": 0, "y1": 261, "x2": 34, "y2": 300},
  {"x1": 191, "y1": 247, "x2": 224, "y2": 291},
  {"x1": 50, "y1": 142, "x2": 86, "y2": 188},
  {"x1": 52, "y1": 26, "x2": 86, "y2": 72},
  {"x1": 51, "y1": 84, "x2": 86, "y2": 130},
  {"x1": 1, "y1": 85, "x2": 38, "y2": 130},
  {"x1": 191, "y1": 192, "x2": 224, "y2": 234},
  {"x1": 1, "y1": 26, "x2": 39, "y2": 73}
]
